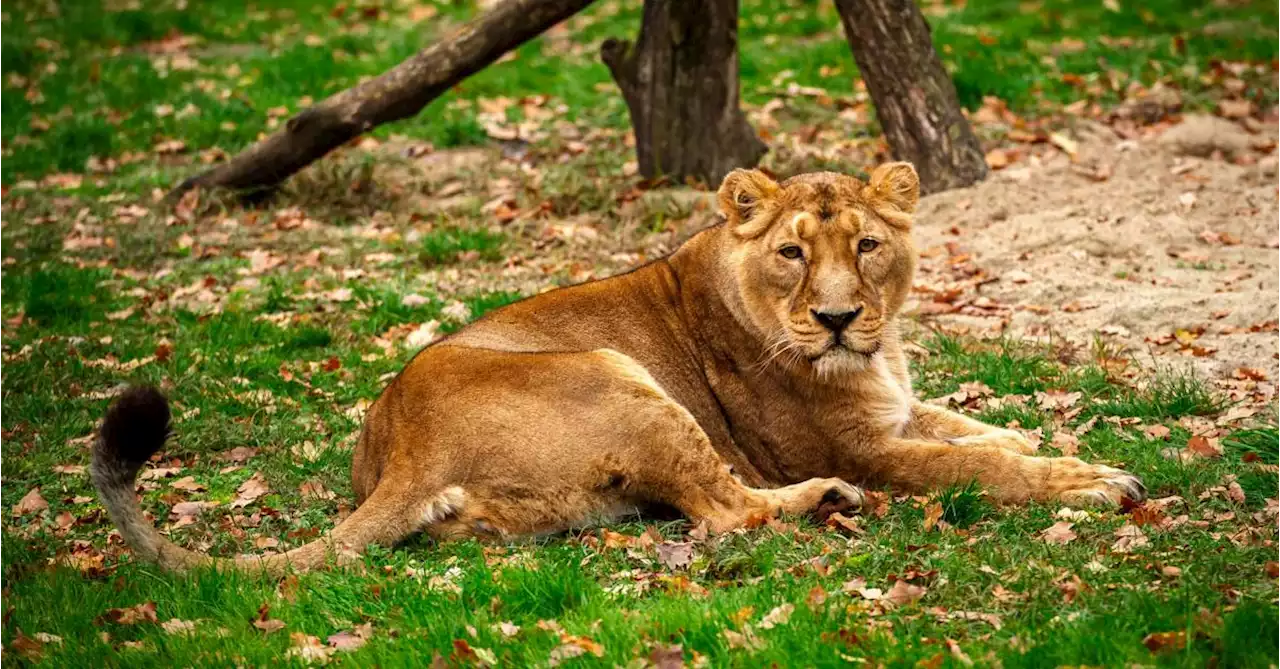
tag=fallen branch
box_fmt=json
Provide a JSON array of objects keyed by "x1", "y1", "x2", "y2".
[{"x1": 166, "y1": 0, "x2": 596, "y2": 203}]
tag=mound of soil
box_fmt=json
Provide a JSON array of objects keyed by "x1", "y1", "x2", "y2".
[{"x1": 909, "y1": 116, "x2": 1278, "y2": 382}]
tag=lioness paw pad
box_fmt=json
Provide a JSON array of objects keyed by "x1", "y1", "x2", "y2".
[
  {"x1": 1054, "y1": 464, "x2": 1147, "y2": 507},
  {"x1": 813, "y1": 482, "x2": 864, "y2": 521}
]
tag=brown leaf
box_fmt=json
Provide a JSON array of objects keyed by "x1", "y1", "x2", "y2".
[
  {"x1": 1040, "y1": 521, "x2": 1077, "y2": 545},
  {"x1": 861, "y1": 490, "x2": 890, "y2": 517},
  {"x1": 13, "y1": 487, "x2": 48, "y2": 516},
  {"x1": 171, "y1": 476, "x2": 206, "y2": 492},
  {"x1": 985, "y1": 148, "x2": 1012, "y2": 169},
  {"x1": 656, "y1": 541, "x2": 694, "y2": 570},
  {"x1": 252, "y1": 603, "x2": 285, "y2": 634},
  {"x1": 722, "y1": 628, "x2": 764, "y2": 651},
  {"x1": 1110, "y1": 523, "x2": 1149, "y2": 553},
  {"x1": 946, "y1": 638, "x2": 973, "y2": 666},
  {"x1": 300, "y1": 479, "x2": 336, "y2": 501},
  {"x1": 223, "y1": 446, "x2": 259, "y2": 463},
  {"x1": 922, "y1": 502, "x2": 944, "y2": 531},
  {"x1": 1050, "y1": 431, "x2": 1080, "y2": 456},
  {"x1": 161, "y1": 619, "x2": 197, "y2": 635},
  {"x1": 1225, "y1": 476, "x2": 1246, "y2": 504},
  {"x1": 288, "y1": 633, "x2": 333, "y2": 663},
  {"x1": 806, "y1": 585, "x2": 829, "y2": 611},
  {"x1": 1128, "y1": 503, "x2": 1169, "y2": 528},
  {"x1": 327, "y1": 622, "x2": 373, "y2": 651},
  {"x1": 1186, "y1": 436, "x2": 1222, "y2": 459},
  {"x1": 883, "y1": 580, "x2": 927, "y2": 607},
  {"x1": 759, "y1": 603, "x2": 795, "y2": 628},
  {"x1": 8, "y1": 631, "x2": 45, "y2": 660},
  {"x1": 232, "y1": 472, "x2": 270, "y2": 508},
  {"x1": 1143, "y1": 630, "x2": 1187, "y2": 653},
  {"x1": 549, "y1": 635, "x2": 605, "y2": 665},
  {"x1": 825, "y1": 511, "x2": 863, "y2": 536},
  {"x1": 99, "y1": 602, "x2": 158, "y2": 626},
  {"x1": 649, "y1": 644, "x2": 685, "y2": 669}
]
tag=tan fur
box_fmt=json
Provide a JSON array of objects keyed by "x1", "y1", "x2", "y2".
[{"x1": 96, "y1": 163, "x2": 1144, "y2": 574}]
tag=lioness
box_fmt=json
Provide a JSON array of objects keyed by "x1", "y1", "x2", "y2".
[{"x1": 93, "y1": 163, "x2": 1145, "y2": 575}]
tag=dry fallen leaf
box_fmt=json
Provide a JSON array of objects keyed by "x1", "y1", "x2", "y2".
[
  {"x1": 1143, "y1": 630, "x2": 1187, "y2": 653},
  {"x1": 252, "y1": 604, "x2": 286, "y2": 634},
  {"x1": 287, "y1": 633, "x2": 332, "y2": 663},
  {"x1": 883, "y1": 580, "x2": 927, "y2": 607},
  {"x1": 758, "y1": 603, "x2": 795, "y2": 629},
  {"x1": 1110, "y1": 523, "x2": 1149, "y2": 553},
  {"x1": 300, "y1": 480, "x2": 337, "y2": 501},
  {"x1": 656, "y1": 541, "x2": 694, "y2": 571},
  {"x1": 922, "y1": 502, "x2": 944, "y2": 531},
  {"x1": 1224, "y1": 475, "x2": 1246, "y2": 504},
  {"x1": 13, "y1": 487, "x2": 48, "y2": 516},
  {"x1": 1049, "y1": 131, "x2": 1079, "y2": 158},
  {"x1": 171, "y1": 476, "x2": 206, "y2": 492},
  {"x1": 1050, "y1": 431, "x2": 1080, "y2": 456},
  {"x1": 722, "y1": 628, "x2": 764, "y2": 651},
  {"x1": 825, "y1": 511, "x2": 863, "y2": 536},
  {"x1": 161, "y1": 618, "x2": 197, "y2": 635},
  {"x1": 1186, "y1": 436, "x2": 1223, "y2": 459},
  {"x1": 232, "y1": 472, "x2": 271, "y2": 508},
  {"x1": 99, "y1": 602, "x2": 158, "y2": 626},
  {"x1": 327, "y1": 622, "x2": 373, "y2": 651},
  {"x1": 985, "y1": 148, "x2": 1012, "y2": 169},
  {"x1": 548, "y1": 635, "x2": 605, "y2": 665},
  {"x1": 1041, "y1": 521, "x2": 1078, "y2": 545}
]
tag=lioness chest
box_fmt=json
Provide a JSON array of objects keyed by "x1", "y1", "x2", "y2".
[{"x1": 699, "y1": 349, "x2": 913, "y2": 486}]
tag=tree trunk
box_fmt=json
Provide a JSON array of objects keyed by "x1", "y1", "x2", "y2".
[
  {"x1": 601, "y1": 0, "x2": 766, "y2": 187},
  {"x1": 834, "y1": 0, "x2": 987, "y2": 194},
  {"x1": 167, "y1": 0, "x2": 596, "y2": 202}
]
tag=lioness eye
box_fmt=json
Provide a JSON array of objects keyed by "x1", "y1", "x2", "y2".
[
  {"x1": 857, "y1": 238, "x2": 880, "y2": 253},
  {"x1": 779, "y1": 245, "x2": 803, "y2": 260}
]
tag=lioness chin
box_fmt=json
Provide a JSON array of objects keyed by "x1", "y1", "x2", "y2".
[{"x1": 93, "y1": 162, "x2": 1145, "y2": 575}]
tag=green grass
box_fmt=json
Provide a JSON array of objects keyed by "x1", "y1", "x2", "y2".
[
  {"x1": 2, "y1": 255, "x2": 1275, "y2": 665},
  {"x1": 418, "y1": 226, "x2": 507, "y2": 266},
  {"x1": 3, "y1": 0, "x2": 1276, "y2": 183},
  {"x1": 3, "y1": 0, "x2": 1278, "y2": 665}
]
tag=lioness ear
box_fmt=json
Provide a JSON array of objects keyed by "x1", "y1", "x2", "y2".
[
  {"x1": 718, "y1": 169, "x2": 780, "y2": 235},
  {"x1": 863, "y1": 162, "x2": 920, "y2": 217}
]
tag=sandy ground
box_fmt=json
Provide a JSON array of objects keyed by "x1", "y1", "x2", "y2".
[{"x1": 908, "y1": 115, "x2": 1279, "y2": 383}]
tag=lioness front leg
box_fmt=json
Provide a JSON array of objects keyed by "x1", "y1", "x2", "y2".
[
  {"x1": 906, "y1": 401, "x2": 1036, "y2": 455},
  {"x1": 862, "y1": 438, "x2": 1145, "y2": 506},
  {"x1": 586, "y1": 350, "x2": 864, "y2": 532}
]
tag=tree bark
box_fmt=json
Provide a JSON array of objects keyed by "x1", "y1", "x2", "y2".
[
  {"x1": 167, "y1": 0, "x2": 596, "y2": 202},
  {"x1": 601, "y1": 0, "x2": 766, "y2": 187},
  {"x1": 834, "y1": 0, "x2": 987, "y2": 194}
]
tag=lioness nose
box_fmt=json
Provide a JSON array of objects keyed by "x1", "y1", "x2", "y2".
[{"x1": 812, "y1": 307, "x2": 862, "y2": 333}]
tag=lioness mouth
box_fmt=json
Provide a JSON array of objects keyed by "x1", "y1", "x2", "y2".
[{"x1": 829, "y1": 340, "x2": 881, "y2": 357}]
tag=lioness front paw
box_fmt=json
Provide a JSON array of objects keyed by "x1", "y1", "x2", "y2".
[
  {"x1": 812, "y1": 479, "x2": 864, "y2": 521},
  {"x1": 949, "y1": 428, "x2": 1037, "y2": 455},
  {"x1": 1043, "y1": 458, "x2": 1147, "y2": 507}
]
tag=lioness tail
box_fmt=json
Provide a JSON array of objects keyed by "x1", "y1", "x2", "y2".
[{"x1": 91, "y1": 386, "x2": 421, "y2": 575}]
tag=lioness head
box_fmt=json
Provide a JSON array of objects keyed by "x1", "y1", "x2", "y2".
[{"x1": 717, "y1": 163, "x2": 919, "y2": 377}]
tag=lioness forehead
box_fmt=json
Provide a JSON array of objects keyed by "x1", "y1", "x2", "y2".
[{"x1": 776, "y1": 172, "x2": 869, "y2": 219}]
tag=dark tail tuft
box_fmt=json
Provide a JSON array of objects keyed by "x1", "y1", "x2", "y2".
[{"x1": 95, "y1": 386, "x2": 171, "y2": 476}]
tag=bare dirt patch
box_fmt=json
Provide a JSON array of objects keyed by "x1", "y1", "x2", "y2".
[{"x1": 908, "y1": 116, "x2": 1278, "y2": 382}]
